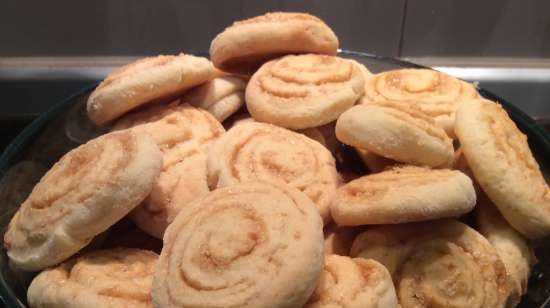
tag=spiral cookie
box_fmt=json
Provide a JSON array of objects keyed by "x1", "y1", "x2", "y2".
[
  {"x1": 152, "y1": 181, "x2": 324, "y2": 308},
  {"x1": 27, "y1": 248, "x2": 157, "y2": 308},
  {"x1": 4, "y1": 130, "x2": 162, "y2": 271},
  {"x1": 210, "y1": 12, "x2": 338, "y2": 74},
  {"x1": 351, "y1": 220, "x2": 510, "y2": 308},
  {"x1": 246, "y1": 54, "x2": 365, "y2": 129},
  {"x1": 207, "y1": 121, "x2": 338, "y2": 223},
  {"x1": 361, "y1": 69, "x2": 478, "y2": 136},
  {"x1": 331, "y1": 166, "x2": 476, "y2": 226},
  {"x1": 475, "y1": 195, "x2": 536, "y2": 308},
  {"x1": 455, "y1": 99, "x2": 550, "y2": 239},
  {"x1": 87, "y1": 54, "x2": 215, "y2": 126},
  {"x1": 180, "y1": 75, "x2": 247, "y2": 122},
  {"x1": 336, "y1": 102, "x2": 454, "y2": 167},
  {"x1": 305, "y1": 255, "x2": 398, "y2": 308},
  {"x1": 114, "y1": 103, "x2": 225, "y2": 238}
]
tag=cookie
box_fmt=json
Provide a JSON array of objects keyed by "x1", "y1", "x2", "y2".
[
  {"x1": 87, "y1": 54, "x2": 215, "y2": 126},
  {"x1": 475, "y1": 195, "x2": 536, "y2": 308},
  {"x1": 323, "y1": 224, "x2": 361, "y2": 256},
  {"x1": 4, "y1": 130, "x2": 162, "y2": 270},
  {"x1": 361, "y1": 68, "x2": 479, "y2": 137},
  {"x1": 305, "y1": 255, "x2": 398, "y2": 308},
  {"x1": 355, "y1": 148, "x2": 396, "y2": 173},
  {"x1": 246, "y1": 54, "x2": 365, "y2": 129},
  {"x1": 455, "y1": 98, "x2": 550, "y2": 239},
  {"x1": 27, "y1": 248, "x2": 157, "y2": 308},
  {"x1": 336, "y1": 102, "x2": 454, "y2": 167},
  {"x1": 210, "y1": 12, "x2": 338, "y2": 74},
  {"x1": 207, "y1": 121, "x2": 339, "y2": 223},
  {"x1": 351, "y1": 220, "x2": 510, "y2": 308},
  {"x1": 180, "y1": 75, "x2": 247, "y2": 122},
  {"x1": 113, "y1": 103, "x2": 225, "y2": 238},
  {"x1": 331, "y1": 166, "x2": 476, "y2": 226},
  {"x1": 153, "y1": 181, "x2": 324, "y2": 308}
]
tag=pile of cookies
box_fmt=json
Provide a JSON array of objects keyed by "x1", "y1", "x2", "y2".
[{"x1": 3, "y1": 12, "x2": 549, "y2": 308}]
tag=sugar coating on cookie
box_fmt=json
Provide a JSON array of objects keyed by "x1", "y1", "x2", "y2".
[
  {"x1": 87, "y1": 54, "x2": 215, "y2": 126},
  {"x1": 207, "y1": 121, "x2": 339, "y2": 223},
  {"x1": 27, "y1": 248, "x2": 157, "y2": 308},
  {"x1": 246, "y1": 54, "x2": 365, "y2": 130},
  {"x1": 4, "y1": 130, "x2": 162, "y2": 271},
  {"x1": 153, "y1": 181, "x2": 324, "y2": 308},
  {"x1": 336, "y1": 102, "x2": 454, "y2": 167},
  {"x1": 331, "y1": 166, "x2": 476, "y2": 226},
  {"x1": 455, "y1": 98, "x2": 550, "y2": 239},
  {"x1": 180, "y1": 75, "x2": 247, "y2": 122},
  {"x1": 114, "y1": 103, "x2": 225, "y2": 239},
  {"x1": 304, "y1": 255, "x2": 398, "y2": 308},
  {"x1": 361, "y1": 68, "x2": 479, "y2": 137},
  {"x1": 210, "y1": 12, "x2": 338, "y2": 74},
  {"x1": 351, "y1": 220, "x2": 510, "y2": 308}
]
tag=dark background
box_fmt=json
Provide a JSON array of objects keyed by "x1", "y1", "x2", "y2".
[{"x1": 1, "y1": 0, "x2": 549, "y2": 58}]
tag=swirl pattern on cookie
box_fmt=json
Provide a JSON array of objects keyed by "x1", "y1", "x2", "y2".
[
  {"x1": 207, "y1": 121, "x2": 338, "y2": 223},
  {"x1": 87, "y1": 54, "x2": 215, "y2": 126},
  {"x1": 305, "y1": 255, "x2": 398, "y2": 308},
  {"x1": 361, "y1": 69, "x2": 478, "y2": 136},
  {"x1": 336, "y1": 102, "x2": 454, "y2": 167},
  {"x1": 331, "y1": 166, "x2": 476, "y2": 226},
  {"x1": 4, "y1": 130, "x2": 162, "y2": 270},
  {"x1": 475, "y1": 195, "x2": 536, "y2": 308},
  {"x1": 152, "y1": 181, "x2": 324, "y2": 308},
  {"x1": 210, "y1": 12, "x2": 338, "y2": 74},
  {"x1": 114, "y1": 103, "x2": 225, "y2": 238},
  {"x1": 180, "y1": 76, "x2": 247, "y2": 122},
  {"x1": 455, "y1": 99, "x2": 550, "y2": 239},
  {"x1": 351, "y1": 220, "x2": 510, "y2": 308},
  {"x1": 246, "y1": 54, "x2": 365, "y2": 129},
  {"x1": 27, "y1": 248, "x2": 157, "y2": 308}
]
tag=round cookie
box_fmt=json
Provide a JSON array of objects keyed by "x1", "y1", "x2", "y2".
[
  {"x1": 331, "y1": 166, "x2": 476, "y2": 226},
  {"x1": 153, "y1": 181, "x2": 324, "y2": 308},
  {"x1": 180, "y1": 75, "x2": 247, "y2": 122},
  {"x1": 4, "y1": 130, "x2": 162, "y2": 271},
  {"x1": 475, "y1": 195, "x2": 536, "y2": 308},
  {"x1": 351, "y1": 220, "x2": 510, "y2": 308},
  {"x1": 336, "y1": 102, "x2": 454, "y2": 167},
  {"x1": 455, "y1": 98, "x2": 550, "y2": 239},
  {"x1": 304, "y1": 255, "x2": 398, "y2": 308},
  {"x1": 246, "y1": 54, "x2": 365, "y2": 129},
  {"x1": 87, "y1": 54, "x2": 215, "y2": 126},
  {"x1": 113, "y1": 103, "x2": 225, "y2": 239},
  {"x1": 210, "y1": 12, "x2": 338, "y2": 74},
  {"x1": 27, "y1": 248, "x2": 157, "y2": 308},
  {"x1": 361, "y1": 68, "x2": 479, "y2": 137},
  {"x1": 207, "y1": 121, "x2": 339, "y2": 223}
]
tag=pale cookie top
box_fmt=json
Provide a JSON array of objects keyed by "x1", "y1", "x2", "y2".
[
  {"x1": 455, "y1": 98, "x2": 550, "y2": 239},
  {"x1": 4, "y1": 131, "x2": 162, "y2": 271},
  {"x1": 351, "y1": 220, "x2": 510, "y2": 308},
  {"x1": 27, "y1": 248, "x2": 157, "y2": 308},
  {"x1": 207, "y1": 121, "x2": 339, "y2": 223},
  {"x1": 246, "y1": 54, "x2": 365, "y2": 129},
  {"x1": 305, "y1": 255, "x2": 398, "y2": 308},
  {"x1": 210, "y1": 12, "x2": 338, "y2": 74},
  {"x1": 153, "y1": 181, "x2": 324, "y2": 308}
]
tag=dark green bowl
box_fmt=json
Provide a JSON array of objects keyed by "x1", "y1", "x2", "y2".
[{"x1": 0, "y1": 51, "x2": 548, "y2": 307}]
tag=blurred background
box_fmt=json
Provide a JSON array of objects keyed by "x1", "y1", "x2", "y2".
[{"x1": 0, "y1": 0, "x2": 549, "y2": 149}]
